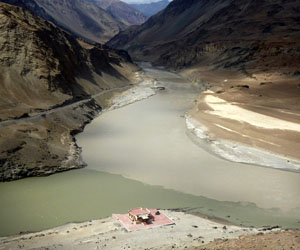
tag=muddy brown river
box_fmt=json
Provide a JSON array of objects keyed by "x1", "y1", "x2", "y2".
[{"x1": 0, "y1": 65, "x2": 299, "y2": 236}]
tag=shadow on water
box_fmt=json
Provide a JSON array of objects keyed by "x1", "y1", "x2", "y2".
[{"x1": 0, "y1": 169, "x2": 299, "y2": 236}]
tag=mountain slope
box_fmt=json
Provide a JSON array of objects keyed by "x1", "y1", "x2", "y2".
[
  {"x1": 130, "y1": 0, "x2": 170, "y2": 17},
  {"x1": 0, "y1": 0, "x2": 128, "y2": 43},
  {"x1": 34, "y1": 0, "x2": 128, "y2": 43},
  {"x1": 0, "y1": 0, "x2": 55, "y2": 23},
  {"x1": 0, "y1": 2, "x2": 138, "y2": 181},
  {"x1": 108, "y1": 0, "x2": 300, "y2": 72},
  {"x1": 92, "y1": 0, "x2": 147, "y2": 26}
]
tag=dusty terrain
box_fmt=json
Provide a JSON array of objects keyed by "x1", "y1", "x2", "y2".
[
  {"x1": 0, "y1": 210, "x2": 287, "y2": 250},
  {"x1": 183, "y1": 67, "x2": 300, "y2": 169},
  {"x1": 190, "y1": 230, "x2": 300, "y2": 250}
]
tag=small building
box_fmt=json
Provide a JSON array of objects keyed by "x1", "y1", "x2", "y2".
[
  {"x1": 128, "y1": 208, "x2": 152, "y2": 224},
  {"x1": 113, "y1": 208, "x2": 175, "y2": 231}
]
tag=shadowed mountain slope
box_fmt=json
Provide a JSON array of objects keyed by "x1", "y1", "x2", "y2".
[
  {"x1": 33, "y1": 0, "x2": 127, "y2": 43},
  {"x1": 92, "y1": 0, "x2": 147, "y2": 26},
  {"x1": 108, "y1": 0, "x2": 300, "y2": 73}
]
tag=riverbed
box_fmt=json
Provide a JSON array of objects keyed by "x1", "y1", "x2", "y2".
[
  {"x1": 0, "y1": 65, "x2": 300, "y2": 237},
  {"x1": 78, "y1": 64, "x2": 300, "y2": 211}
]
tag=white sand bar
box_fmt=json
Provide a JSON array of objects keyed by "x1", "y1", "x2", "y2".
[{"x1": 205, "y1": 95, "x2": 300, "y2": 132}]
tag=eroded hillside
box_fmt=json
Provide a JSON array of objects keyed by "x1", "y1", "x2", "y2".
[{"x1": 0, "y1": 2, "x2": 139, "y2": 181}]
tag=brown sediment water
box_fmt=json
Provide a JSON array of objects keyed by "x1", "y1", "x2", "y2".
[
  {"x1": 78, "y1": 64, "x2": 300, "y2": 212},
  {"x1": 0, "y1": 64, "x2": 300, "y2": 237}
]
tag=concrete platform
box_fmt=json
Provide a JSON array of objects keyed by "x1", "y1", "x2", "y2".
[{"x1": 113, "y1": 209, "x2": 175, "y2": 231}]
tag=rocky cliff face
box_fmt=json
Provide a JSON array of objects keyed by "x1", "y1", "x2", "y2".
[
  {"x1": 108, "y1": 0, "x2": 300, "y2": 74},
  {"x1": 0, "y1": 2, "x2": 138, "y2": 181}
]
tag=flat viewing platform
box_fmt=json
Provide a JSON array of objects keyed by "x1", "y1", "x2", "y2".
[{"x1": 113, "y1": 209, "x2": 175, "y2": 231}]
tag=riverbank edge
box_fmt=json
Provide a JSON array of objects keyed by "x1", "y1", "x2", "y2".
[
  {"x1": 0, "y1": 67, "x2": 159, "y2": 182},
  {"x1": 63, "y1": 73, "x2": 160, "y2": 178},
  {"x1": 185, "y1": 115, "x2": 300, "y2": 172},
  {"x1": 1, "y1": 210, "x2": 290, "y2": 250}
]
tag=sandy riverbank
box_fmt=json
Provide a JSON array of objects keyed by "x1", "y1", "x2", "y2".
[
  {"x1": 0, "y1": 210, "x2": 284, "y2": 250},
  {"x1": 183, "y1": 67, "x2": 300, "y2": 171},
  {"x1": 186, "y1": 115, "x2": 300, "y2": 171}
]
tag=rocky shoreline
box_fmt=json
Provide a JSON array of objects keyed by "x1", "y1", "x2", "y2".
[{"x1": 0, "y1": 98, "x2": 102, "y2": 181}]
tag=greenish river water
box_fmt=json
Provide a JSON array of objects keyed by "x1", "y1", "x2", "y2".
[
  {"x1": 0, "y1": 65, "x2": 300, "y2": 237},
  {"x1": 0, "y1": 169, "x2": 299, "y2": 236}
]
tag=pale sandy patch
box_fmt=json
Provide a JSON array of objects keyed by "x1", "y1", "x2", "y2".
[
  {"x1": 205, "y1": 95, "x2": 300, "y2": 132},
  {"x1": 214, "y1": 124, "x2": 280, "y2": 146}
]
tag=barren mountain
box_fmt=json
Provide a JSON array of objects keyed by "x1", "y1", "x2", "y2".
[
  {"x1": 0, "y1": 0, "x2": 134, "y2": 43},
  {"x1": 34, "y1": 0, "x2": 128, "y2": 43},
  {"x1": 130, "y1": 0, "x2": 170, "y2": 17},
  {"x1": 92, "y1": 0, "x2": 147, "y2": 26},
  {"x1": 108, "y1": 0, "x2": 300, "y2": 73},
  {"x1": 0, "y1": 2, "x2": 138, "y2": 181}
]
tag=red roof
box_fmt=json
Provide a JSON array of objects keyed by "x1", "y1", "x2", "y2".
[{"x1": 129, "y1": 208, "x2": 150, "y2": 216}]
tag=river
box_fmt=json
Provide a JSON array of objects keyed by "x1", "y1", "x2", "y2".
[{"x1": 0, "y1": 64, "x2": 299, "y2": 236}]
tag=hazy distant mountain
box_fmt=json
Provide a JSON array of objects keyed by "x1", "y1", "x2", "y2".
[
  {"x1": 33, "y1": 0, "x2": 128, "y2": 43},
  {"x1": 92, "y1": 0, "x2": 147, "y2": 26},
  {"x1": 108, "y1": 0, "x2": 300, "y2": 73},
  {"x1": 0, "y1": 0, "x2": 145, "y2": 43},
  {"x1": 130, "y1": 0, "x2": 169, "y2": 17}
]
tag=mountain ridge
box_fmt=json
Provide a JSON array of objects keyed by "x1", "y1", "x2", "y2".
[{"x1": 92, "y1": 0, "x2": 147, "y2": 26}]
